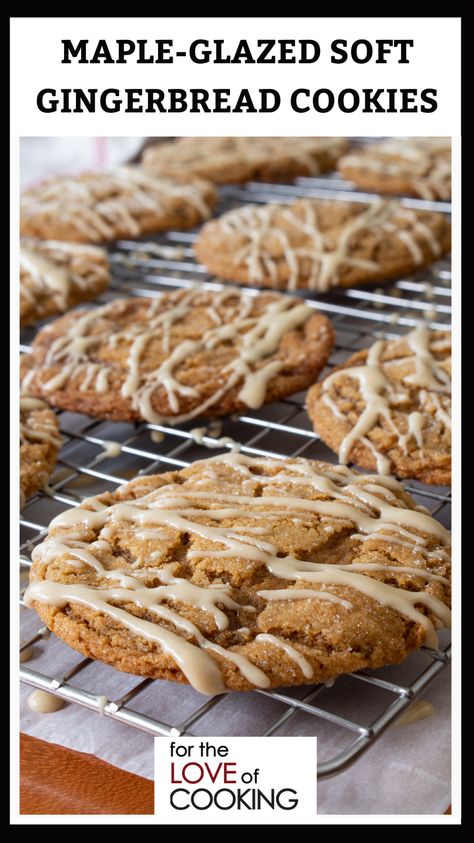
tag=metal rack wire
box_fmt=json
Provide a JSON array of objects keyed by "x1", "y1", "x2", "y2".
[{"x1": 20, "y1": 170, "x2": 451, "y2": 779}]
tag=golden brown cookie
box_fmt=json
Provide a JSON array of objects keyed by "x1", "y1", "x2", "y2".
[
  {"x1": 25, "y1": 454, "x2": 451, "y2": 694},
  {"x1": 142, "y1": 136, "x2": 349, "y2": 184},
  {"x1": 20, "y1": 167, "x2": 217, "y2": 244},
  {"x1": 20, "y1": 239, "x2": 110, "y2": 328},
  {"x1": 338, "y1": 138, "x2": 451, "y2": 201},
  {"x1": 21, "y1": 287, "x2": 334, "y2": 424},
  {"x1": 20, "y1": 395, "x2": 61, "y2": 507},
  {"x1": 194, "y1": 198, "x2": 451, "y2": 292},
  {"x1": 307, "y1": 325, "x2": 451, "y2": 485}
]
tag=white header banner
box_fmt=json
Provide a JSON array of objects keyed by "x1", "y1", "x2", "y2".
[{"x1": 10, "y1": 16, "x2": 461, "y2": 136}]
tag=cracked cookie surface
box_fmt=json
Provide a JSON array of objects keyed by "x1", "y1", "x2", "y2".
[
  {"x1": 194, "y1": 198, "x2": 451, "y2": 292},
  {"x1": 20, "y1": 287, "x2": 334, "y2": 425},
  {"x1": 21, "y1": 166, "x2": 217, "y2": 243},
  {"x1": 142, "y1": 136, "x2": 348, "y2": 184},
  {"x1": 26, "y1": 454, "x2": 451, "y2": 694},
  {"x1": 338, "y1": 138, "x2": 451, "y2": 201},
  {"x1": 307, "y1": 326, "x2": 451, "y2": 485}
]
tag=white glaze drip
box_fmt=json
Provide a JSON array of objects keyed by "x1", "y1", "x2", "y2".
[
  {"x1": 395, "y1": 699, "x2": 435, "y2": 727},
  {"x1": 20, "y1": 247, "x2": 71, "y2": 306},
  {"x1": 99, "y1": 441, "x2": 122, "y2": 459},
  {"x1": 405, "y1": 323, "x2": 451, "y2": 391},
  {"x1": 190, "y1": 426, "x2": 241, "y2": 452},
  {"x1": 20, "y1": 641, "x2": 33, "y2": 663},
  {"x1": 255, "y1": 633, "x2": 313, "y2": 678}
]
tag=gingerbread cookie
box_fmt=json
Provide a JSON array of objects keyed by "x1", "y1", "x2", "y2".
[
  {"x1": 25, "y1": 453, "x2": 451, "y2": 694},
  {"x1": 194, "y1": 198, "x2": 451, "y2": 292},
  {"x1": 338, "y1": 138, "x2": 451, "y2": 201},
  {"x1": 142, "y1": 136, "x2": 348, "y2": 184},
  {"x1": 20, "y1": 239, "x2": 110, "y2": 328},
  {"x1": 307, "y1": 325, "x2": 451, "y2": 485},
  {"x1": 20, "y1": 395, "x2": 61, "y2": 507},
  {"x1": 21, "y1": 287, "x2": 334, "y2": 424},
  {"x1": 20, "y1": 167, "x2": 217, "y2": 244}
]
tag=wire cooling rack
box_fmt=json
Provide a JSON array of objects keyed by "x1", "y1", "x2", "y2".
[{"x1": 19, "y1": 171, "x2": 451, "y2": 779}]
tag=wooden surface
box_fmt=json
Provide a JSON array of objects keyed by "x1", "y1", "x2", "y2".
[{"x1": 20, "y1": 733, "x2": 154, "y2": 815}]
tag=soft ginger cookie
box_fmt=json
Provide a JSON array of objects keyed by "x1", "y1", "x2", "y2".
[
  {"x1": 338, "y1": 138, "x2": 451, "y2": 201},
  {"x1": 194, "y1": 198, "x2": 451, "y2": 292},
  {"x1": 20, "y1": 395, "x2": 61, "y2": 507},
  {"x1": 20, "y1": 166, "x2": 217, "y2": 244},
  {"x1": 307, "y1": 325, "x2": 451, "y2": 485},
  {"x1": 142, "y1": 136, "x2": 349, "y2": 184},
  {"x1": 20, "y1": 238, "x2": 110, "y2": 328},
  {"x1": 20, "y1": 287, "x2": 334, "y2": 424},
  {"x1": 25, "y1": 453, "x2": 451, "y2": 694}
]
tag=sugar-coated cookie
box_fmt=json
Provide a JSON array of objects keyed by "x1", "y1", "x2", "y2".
[
  {"x1": 26, "y1": 453, "x2": 451, "y2": 693},
  {"x1": 194, "y1": 199, "x2": 451, "y2": 291}
]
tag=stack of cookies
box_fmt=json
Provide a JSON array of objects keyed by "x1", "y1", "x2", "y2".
[{"x1": 20, "y1": 137, "x2": 452, "y2": 697}]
